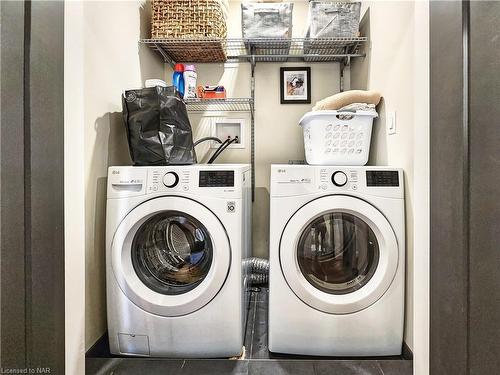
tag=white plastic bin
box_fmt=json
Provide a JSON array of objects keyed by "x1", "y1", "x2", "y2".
[{"x1": 299, "y1": 110, "x2": 378, "y2": 165}]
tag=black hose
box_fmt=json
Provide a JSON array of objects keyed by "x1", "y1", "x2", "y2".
[
  {"x1": 207, "y1": 138, "x2": 230, "y2": 164},
  {"x1": 194, "y1": 137, "x2": 222, "y2": 147},
  {"x1": 209, "y1": 137, "x2": 237, "y2": 163},
  {"x1": 214, "y1": 137, "x2": 234, "y2": 161},
  {"x1": 207, "y1": 137, "x2": 238, "y2": 164}
]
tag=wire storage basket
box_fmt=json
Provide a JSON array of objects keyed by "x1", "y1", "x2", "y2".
[
  {"x1": 307, "y1": 1, "x2": 361, "y2": 39},
  {"x1": 151, "y1": 0, "x2": 228, "y2": 62},
  {"x1": 304, "y1": 2, "x2": 361, "y2": 59},
  {"x1": 241, "y1": 2, "x2": 293, "y2": 54}
]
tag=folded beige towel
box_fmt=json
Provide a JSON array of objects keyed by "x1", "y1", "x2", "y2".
[{"x1": 313, "y1": 90, "x2": 382, "y2": 111}]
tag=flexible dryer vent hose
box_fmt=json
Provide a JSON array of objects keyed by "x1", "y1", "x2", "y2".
[
  {"x1": 243, "y1": 257, "x2": 269, "y2": 286},
  {"x1": 248, "y1": 273, "x2": 268, "y2": 286}
]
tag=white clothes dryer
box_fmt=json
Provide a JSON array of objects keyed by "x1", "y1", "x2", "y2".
[
  {"x1": 269, "y1": 165, "x2": 405, "y2": 356},
  {"x1": 106, "y1": 165, "x2": 251, "y2": 357}
]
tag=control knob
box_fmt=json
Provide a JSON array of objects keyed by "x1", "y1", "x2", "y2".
[
  {"x1": 163, "y1": 172, "x2": 179, "y2": 188},
  {"x1": 332, "y1": 171, "x2": 348, "y2": 187}
]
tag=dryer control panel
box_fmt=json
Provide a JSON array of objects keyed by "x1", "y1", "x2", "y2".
[{"x1": 271, "y1": 165, "x2": 404, "y2": 199}]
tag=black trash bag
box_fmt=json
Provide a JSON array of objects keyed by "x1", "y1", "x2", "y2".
[{"x1": 122, "y1": 86, "x2": 197, "y2": 165}]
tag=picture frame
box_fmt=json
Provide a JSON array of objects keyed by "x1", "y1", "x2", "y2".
[{"x1": 280, "y1": 67, "x2": 311, "y2": 104}]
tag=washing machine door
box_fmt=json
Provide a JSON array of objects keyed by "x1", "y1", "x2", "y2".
[
  {"x1": 280, "y1": 195, "x2": 399, "y2": 314},
  {"x1": 111, "y1": 196, "x2": 230, "y2": 317}
]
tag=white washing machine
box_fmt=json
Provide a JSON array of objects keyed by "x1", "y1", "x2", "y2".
[
  {"x1": 269, "y1": 165, "x2": 405, "y2": 356},
  {"x1": 106, "y1": 164, "x2": 251, "y2": 357}
]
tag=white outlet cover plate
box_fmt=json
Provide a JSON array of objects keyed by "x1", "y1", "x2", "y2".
[{"x1": 210, "y1": 117, "x2": 246, "y2": 149}]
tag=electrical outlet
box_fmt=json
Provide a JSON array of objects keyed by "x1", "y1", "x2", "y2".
[{"x1": 387, "y1": 111, "x2": 397, "y2": 135}]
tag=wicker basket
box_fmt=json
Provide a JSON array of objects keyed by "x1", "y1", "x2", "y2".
[
  {"x1": 152, "y1": 0, "x2": 227, "y2": 39},
  {"x1": 151, "y1": 0, "x2": 228, "y2": 62}
]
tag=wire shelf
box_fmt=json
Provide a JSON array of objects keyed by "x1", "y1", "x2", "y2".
[
  {"x1": 184, "y1": 98, "x2": 253, "y2": 112},
  {"x1": 140, "y1": 37, "x2": 367, "y2": 64}
]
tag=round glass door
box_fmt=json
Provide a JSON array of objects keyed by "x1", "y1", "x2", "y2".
[
  {"x1": 279, "y1": 195, "x2": 399, "y2": 314},
  {"x1": 111, "y1": 196, "x2": 231, "y2": 317},
  {"x1": 297, "y1": 212, "x2": 379, "y2": 295},
  {"x1": 132, "y1": 211, "x2": 213, "y2": 295}
]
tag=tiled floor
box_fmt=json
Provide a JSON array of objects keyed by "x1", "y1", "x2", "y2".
[{"x1": 86, "y1": 288, "x2": 413, "y2": 375}]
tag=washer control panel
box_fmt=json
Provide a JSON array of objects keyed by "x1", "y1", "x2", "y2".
[{"x1": 108, "y1": 166, "x2": 248, "y2": 199}]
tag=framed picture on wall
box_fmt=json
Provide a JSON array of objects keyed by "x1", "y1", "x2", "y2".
[{"x1": 280, "y1": 67, "x2": 311, "y2": 104}]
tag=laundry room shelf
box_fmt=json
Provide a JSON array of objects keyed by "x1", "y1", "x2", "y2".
[
  {"x1": 140, "y1": 37, "x2": 367, "y2": 65},
  {"x1": 184, "y1": 98, "x2": 254, "y2": 113}
]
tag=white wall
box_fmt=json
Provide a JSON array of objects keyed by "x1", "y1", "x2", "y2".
[
  {"x1": 350, "y1": 2, "x2": 431, "y2": 367},
  {"x1": 413, "y1": 2, "x2": 430, "y2": 373},
  {"x1": 80, "y1": 0, "x2": 164, "y2": 351},
  {"x1": 64, "y1": 2, "x2": 86, "y2": 373}
]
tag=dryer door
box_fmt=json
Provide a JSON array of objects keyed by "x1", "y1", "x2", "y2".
[
  {"x1": 280, "y1": 195, "x2": 399, "y2": 314},
  {"x1": 111, "y1": 196, "x2": 231, "y2": 316}
]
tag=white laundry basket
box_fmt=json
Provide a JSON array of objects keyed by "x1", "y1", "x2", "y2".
[{"x1": 299, "y1": 110, "x2": 378, "y2": 165}]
